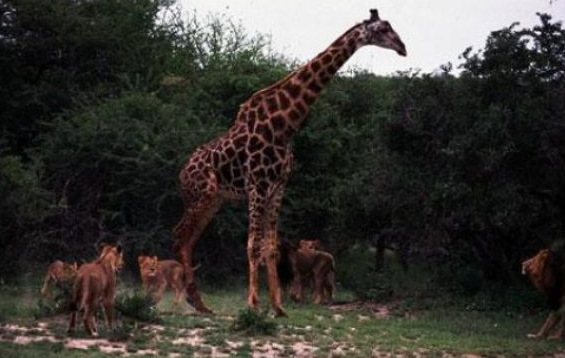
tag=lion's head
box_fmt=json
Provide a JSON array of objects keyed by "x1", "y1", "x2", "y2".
[
  {"x1": 522, "y1": 248, "x2": 564, "y2": 309},
  {"x1": 62, "y1": 262, "x2": 79, "y2": 281},
  {"x1": 97, "y1": 243, "x2": 124, "y2": 272},
  {"x1": 138, "y1": 255, "x2": 159, "y2": 277},
  {"x1": 298, "y1": 239, "x2": 320, "y2": 251}
]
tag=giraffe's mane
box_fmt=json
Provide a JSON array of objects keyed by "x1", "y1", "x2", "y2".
[
  {"x1": 244, "y1": 69, "x2": 298, "y2": 101},
  {"x1": 242, "y1": 22, "x2": 363, "y2": 105}
]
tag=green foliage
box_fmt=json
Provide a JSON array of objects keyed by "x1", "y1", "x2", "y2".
[
  {"x1": 33, "y1": 281, "x2": 74, "y2": 319},
  {"x1": 231, "y1": 308, "x2": 277, "y2": 336},
  {"x1": 115, "y1": 290, "x2": 161, "y2": 323}
]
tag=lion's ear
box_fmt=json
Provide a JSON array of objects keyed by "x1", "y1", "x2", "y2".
[
  {"x1": 153, "y1": 256, "x2": 158, "y2": 262},
  {"x1": 138, "y1": 256, "x2": 146, "y2": 265}
]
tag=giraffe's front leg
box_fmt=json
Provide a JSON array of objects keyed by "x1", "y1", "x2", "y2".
[
  {"x1": 264, "y1": 183, "x2": 287, "y2": 317},
  {"x1": 246, "y1": 188, "x2": 265, "y2": 311}
]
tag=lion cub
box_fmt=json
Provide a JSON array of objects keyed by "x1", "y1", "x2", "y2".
[
  {"x1": 295, "y1": 240, "x2": 335, "y2": 304},
  {"x1": 40, "y1": 260, "x2": 78, "y2": 297},
  {"x1": 68, "y1": 243, "x2": 123, "y2": 336},
  {"x1": 138, "y1": 256, "x2": 185, "y2": 304},
  {"x1": 279, "y1": 239, "x2": 335, "y2": 304}
]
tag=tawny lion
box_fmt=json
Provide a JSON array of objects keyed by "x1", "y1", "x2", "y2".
[
  {"x1": 68, "y1": 243, "x2": 123, "y2": 336},
  {"x1": 138, "y1": 256, "x2": 185, "y2": 304},
  {"x1": 279, "y1": 239, "x2": 335, "y2": 304},
  {"x1": 522, "y1": 245, "x2": 565, "y2": 339},
  {"x1": 40, "y1": 260, "x2": 78, "y2": 297}
]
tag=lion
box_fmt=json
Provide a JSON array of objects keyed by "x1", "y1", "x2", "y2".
[
  {"x1": 40, "y1": 260, "x2": 78, "y2": 297},
  {"x1": 278, "y1": 239, "x2": 335, "y2": 304},
  {"x1": 522, "y1": 244, "x2": 565, "y2": 339},
  {"x1": 299, "y1": 239, "x2": 321, "y2": 251},
  {"x1": 138, "y1": 256, "x2": 185, "y2": 305},
  {"x1": 68, "y1": 243, "x2": 123, "y2": 336}
]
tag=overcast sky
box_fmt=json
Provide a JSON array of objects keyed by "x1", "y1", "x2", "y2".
[{"x1": 178, "y1": 0, "x2": 565, "y2": 75}]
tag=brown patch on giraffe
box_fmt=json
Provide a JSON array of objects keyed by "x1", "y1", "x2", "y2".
[
  {"x1": 283, "y1": 82, "x2": 301, "y2": 99},
  {"x1": 307, "y1": 80, "x2": 322, "y2": 94},
  {"x1": 263, "y1": 147, "x2": 276, "y2": 162},
  {"x1": 255, "y1": 123, "x2": 274, "y2": 143},
  {"x1": 288, "y1": 109, "x2": 300, "y2": 122},
  {"x1": 295, "y1": 102, "x2": 307, "y2": 115},
  {"x1": 272, "y1": 115, "x2": 286, "y2": 131},
  {"x1": 225, "y1": 147, "x2": 235, "y2": 157},
  {"x1": 236, "y1": 149, "x2": 247, "y2": 164},
  {"x1": 297, "y1": 70, "x2": 312, "y2": 82},
  {"x1": 266, "y1": 96, "x2": 278, "y2": 112},
  {"x1": 321, "y1": 54, "x2": 333, "y2": 64},
  {"x1": 277, "y1": 92, "x2": 291, "y2": 110},
  {"x1": 311, "y1": 61, "x2": 321, "y2": 72},
  {"x1": 257, "y1": 106, "x2": 268, "y2": 121},
  {"x1": 233, "y1": 135, "x2": 246, "y2": 148},
  {"x1": 248, "y1": 136, "x2": 264, "y2": 153}
]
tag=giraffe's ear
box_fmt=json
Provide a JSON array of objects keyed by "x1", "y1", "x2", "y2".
[{"x1": 369, "y1": 9, "x2": 379, "y2": 21}]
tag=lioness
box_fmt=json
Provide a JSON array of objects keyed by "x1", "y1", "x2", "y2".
[
  {"x1": 40, "y1": 260, "x2": 78, "y2": 297},
  {"x1": 68, "y1": 243, "x2": 123, "y2": 336},
  {"x1": 522, "y1": 245, "x2": 565, "y2": 339},
  {"x1": 138, "y1": 256, "x2": 185, "y2": 304},
  {"x1": 279, "y1": 239, "x2": 335, "y2": 304}
]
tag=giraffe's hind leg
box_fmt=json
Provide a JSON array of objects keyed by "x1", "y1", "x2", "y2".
[{"x1": 173, "y1": 168, "x2": 222, "y2": 314}]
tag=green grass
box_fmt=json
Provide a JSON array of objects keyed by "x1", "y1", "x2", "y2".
[{"x1": 0, "y1": 271, "x2": 564, "y2": 357}]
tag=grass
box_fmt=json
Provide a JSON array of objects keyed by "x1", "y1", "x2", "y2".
[{"x1": 0, "y1": 269, "x2": 564, "y2": 357}]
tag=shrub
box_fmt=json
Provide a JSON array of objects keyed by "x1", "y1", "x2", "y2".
[
  {"x1": 115, "y1": 290, "x2": 161, "y2": 323},
  {"x1": 231, "y1": 308, "x2": 277, "y2": 336}
]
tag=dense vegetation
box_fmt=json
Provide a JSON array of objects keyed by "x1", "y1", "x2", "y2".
[{"x1": 1, "y1": 0, "x2": 564, "y2": 298}]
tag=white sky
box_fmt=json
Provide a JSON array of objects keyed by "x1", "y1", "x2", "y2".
[{"x1": 178, "y1": 0, "x2": 565, "y2": 75}]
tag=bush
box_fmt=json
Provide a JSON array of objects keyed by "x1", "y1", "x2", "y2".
[
  {"x1": 115, "y1": 290, "x2": 161, "y2": 323},
  {"x1": 231, "y1": 308, "x2": 277, "y2": 336}
]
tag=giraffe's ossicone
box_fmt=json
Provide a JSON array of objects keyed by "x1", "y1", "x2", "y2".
[{"x1": 173, "y1": 8, "x2": 406, "y2": 316}]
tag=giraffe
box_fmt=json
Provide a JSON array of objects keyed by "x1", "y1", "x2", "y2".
[{"x1": 173, "y1": 9, "x2": 406, "y2": 316}]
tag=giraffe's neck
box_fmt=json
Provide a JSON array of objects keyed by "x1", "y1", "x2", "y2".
[
  {"x1": 281, "y1": 24, "x2": 368, "y2": 131},
  {"x1": 238, "y1": 22, "x2": 368, "y2": 141}
]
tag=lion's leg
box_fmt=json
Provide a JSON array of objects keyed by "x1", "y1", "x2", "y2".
[
  {"x1": 68, "y1": 311, "x2": 77, "y2": 333},
  {"x1": 103, "y1": 298, "x2": 114, "y2": 331},
  {"x1": 173, "y1": 171, "x2": 222, "y2": 314},
  {"x1": 40, "y1": 272, "x2": 53, "y2": 297},
  {"x1": 82, "y1": 305, "x2": 95, "y2": 336},
  {"x1": 141, "y1": 278, "x2": 150, "y2": 295},
  {"x1": 312, "y1": 270, "x2": 324, "y2": 305},
  {"x1": 548, "y1": 311, "x2": 565, "y2": 340},
  {"x1": 325, "y1": 270, "x2": 335, "y2": 305},
  {"x1": 172, "y1": 269, "x2": 184, "y2": 305},
  {"x1": 154, "y1": 280, "x2": 167, "y2": 303},
  {"x1": 529, "y1": 311, "x2": 560, "y2": 338}
]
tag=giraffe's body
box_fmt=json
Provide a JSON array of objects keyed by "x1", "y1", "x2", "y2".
[{"x1": 173, "y1": 9, "x2": 406, "y2": 315}]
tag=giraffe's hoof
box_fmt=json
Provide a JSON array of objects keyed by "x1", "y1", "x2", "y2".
[
  {"x1": 274, "y1": 306, "x2": 287, "y2": 318},
  {"x1": 196, "y1": 305, "x2": 214, "y2": 314},
  {"x1": 186, "y1": 296, "x2": 214, "y2": 314}
]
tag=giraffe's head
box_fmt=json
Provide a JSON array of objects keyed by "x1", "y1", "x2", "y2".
[{"x1": 362, "y1": 9, "x2": 407, "y2": 56}]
